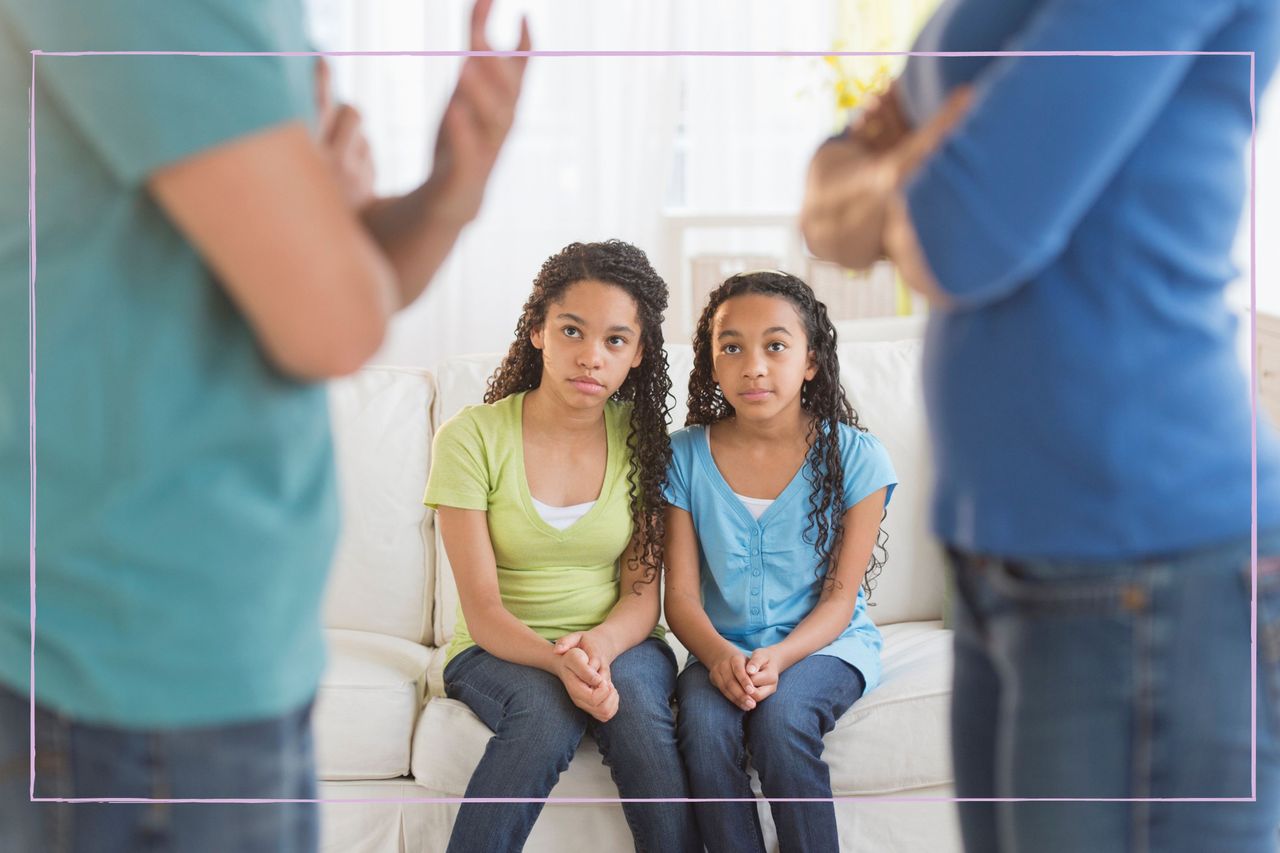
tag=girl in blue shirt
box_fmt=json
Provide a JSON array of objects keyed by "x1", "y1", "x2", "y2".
[{"x1": 663, "y1": 271, "x2": 897, "y2": 853}]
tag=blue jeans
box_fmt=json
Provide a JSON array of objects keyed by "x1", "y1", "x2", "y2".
[
  {"x1": 675, "y1": 653, "x2": 865, "y2": 853},
  {"x1": 442, "y1": 636, "x2": 699, "y2": 853},
  {"x1": 949, "y1": 529, "x2": 1280, "y2": 853},
  {"x1": 0, "y1": 683, "x2": 317, "y2": 852}
]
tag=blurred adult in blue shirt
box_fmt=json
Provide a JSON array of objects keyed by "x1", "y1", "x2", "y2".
[{"x1": 802, "y1": 0, "x2": 1280, "y2": 850}]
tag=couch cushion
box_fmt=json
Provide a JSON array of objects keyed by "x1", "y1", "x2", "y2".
[
  {"x1": 315, "y1": 628, "x2": 432, "y2": 781},
  {"x1": 838, "y1": 338, "x2": 946, "y2": 625},
  {"x1": 327, "y1": 367, "x2": 436, "y2": 644},
  {"x1": 828, "y1": 621, "x2": 953, "y2": 794},
  {"x1": 429, "y1": 354, "x2": 505, "y2": 647},
  {"x1": 411, "y1": 622, "x2": 952, "y2": 796},
  {"x1": 426, "y1": 645, "x2": 449, "y2": 701},
  {"x1": 411, "y1": 695, "x2": 622, "y2": 799}
]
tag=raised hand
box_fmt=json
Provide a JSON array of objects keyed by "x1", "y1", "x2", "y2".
[
  {"x1": 847, "y1": 83, "x2": 913, "y2": 154},
  {"x1": 425, "y1": 0, "x2": 532, "y2": 226},
  {"x1": 314, "y1": 57, "x2": 377, "y2": 211},
  {"x1": 887, "y1": 85, "x2": 973, "y2": 184},
  {"x1": 801, "y1": 84, "x2": 972, "y2": 271}
]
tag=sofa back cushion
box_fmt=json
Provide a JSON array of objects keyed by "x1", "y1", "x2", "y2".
[
  {"x1": 430, "y1": 355, "x2": 507, "y2": 647},
  {"x1": 837, "y1": 338, "x2": 944, "y2": 623},
  {"x1": 325, "y1": 367, "x2": 436, "y2": 644},
  {"x1": 431, "y1": 321, "x2": 945, "y2": 644}
]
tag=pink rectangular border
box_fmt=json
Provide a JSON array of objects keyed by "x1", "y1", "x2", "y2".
[{"x1": 25, "y1": 48, "x2": 1261, "y2": 806}]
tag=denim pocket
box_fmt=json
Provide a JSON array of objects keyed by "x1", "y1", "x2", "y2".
[
  {"x1": 983, "y1": 558, "x2": 1153, "y2": 618},
  {"x1": 1254, "y1": 561, "x2": 1280, "y2": 735}
]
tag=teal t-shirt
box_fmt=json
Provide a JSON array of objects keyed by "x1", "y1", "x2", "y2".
[{"x1": 0, "y1": 2, "x2": 338, "y2": 726}]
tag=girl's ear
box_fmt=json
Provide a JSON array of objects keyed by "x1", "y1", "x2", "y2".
[
  {"x1": 530, "y1": 323, "x2": 545, "y2": 351},
  {"x1": 630, "y1": 342, "x2": 645, "y2": 370},
  {"x1": 805, "y1": 349, "x2": 819, "y2": 382}
]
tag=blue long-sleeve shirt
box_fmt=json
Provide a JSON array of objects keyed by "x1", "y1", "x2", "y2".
[{"x1": 899, "y1": 0, "x2": 1280, "y2": 558}]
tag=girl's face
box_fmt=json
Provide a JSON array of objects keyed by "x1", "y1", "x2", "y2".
[
  {"x1": 530, "y1": 279, "x2": 645, "y2": 410},
  {"x1": 710, "y1": 293, "x2": 817, "y2": 423}
]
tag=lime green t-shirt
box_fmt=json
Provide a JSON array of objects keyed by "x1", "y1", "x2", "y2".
[{"x1": 425, "y1": 392, "x2": 660, "y2": 664}]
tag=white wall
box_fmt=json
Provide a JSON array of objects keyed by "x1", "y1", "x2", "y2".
[{"x1": 1244, "y1": 78, "x2": 1280, "y2": 317}]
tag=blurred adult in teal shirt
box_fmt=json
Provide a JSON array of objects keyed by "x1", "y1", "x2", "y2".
[{"x1": 0, "y1": 1, "x2": 529, "y2": 849}]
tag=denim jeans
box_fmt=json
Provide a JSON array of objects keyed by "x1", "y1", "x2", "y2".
[
  {"x1": 442, "y1": 636, "x2": 699, "y2": 853},
  {"x1": 675, "y1": 652, "x2": 865, "y2": 853},
  {"x1": 0, "y1": 683, "x2": 317, "y2": 853},
  {"x1": 949, "y1": 529, "x2": 1280, "y2": 853}
]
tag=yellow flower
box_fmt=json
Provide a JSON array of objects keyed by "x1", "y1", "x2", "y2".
[{"x1": 819, "y1": 0, "x2": 942, "y2": 121}]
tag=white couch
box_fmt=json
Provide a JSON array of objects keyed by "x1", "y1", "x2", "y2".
[{"x1": 313, "y1": 315, "x2": 962, "y2": 852}]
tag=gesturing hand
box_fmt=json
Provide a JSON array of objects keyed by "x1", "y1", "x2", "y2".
[
  {"x1": 801, "y1": 84, "x2": 972, "y2": 271},
  {"x1": 847, "y1": 84, "x2": 913, "y2": 154},
  {"x1": 425, "y1": 0, "x2": 532, "y2": 226},
  {"x1": 314, "y1": 57, "x2": 377, "y2": 211}
]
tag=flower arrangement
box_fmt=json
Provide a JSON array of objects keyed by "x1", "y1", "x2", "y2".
[
  {"x1": 815, "y1": 0, "x2": 942, "y2": 315},
  {"x1": 821, "y1": 0, "x2": 939, "y2": 130},
  {"x1": 823, "y1": 45, "x2": 898, "y2": 128}
]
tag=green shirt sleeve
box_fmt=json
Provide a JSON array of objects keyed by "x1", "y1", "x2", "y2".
[
  {"x1": 424, "y1": 407, "x2": 492, "y2": 512},
  {"x1": 7, "y1": 0, "x2": 314, "y2": 184}
]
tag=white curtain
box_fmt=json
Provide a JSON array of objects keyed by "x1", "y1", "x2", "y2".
[
  {"x1": 307, "y1": 1, "x2": 684, "y2": 367},
  {"x1": 1241, "y1": 81, "x2": 1280, "y2": 317},
  {"x1": 303, "y1": 0, "x2": 884, "y2": 366},
  {"x1": 305, "y1": 0, "x2": 1276, "y2": 364}
]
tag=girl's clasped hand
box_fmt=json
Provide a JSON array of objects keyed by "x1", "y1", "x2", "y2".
[
  {"x1": 553, "y1": 630, "x2": 618, "y2": 721},
  {"x1": 705, "y1": 646, "x2": 779, "y2": 711}
]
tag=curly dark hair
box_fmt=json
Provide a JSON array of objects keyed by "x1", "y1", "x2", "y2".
[
  {"x1": 685, "y1": 270, "x2": 889, "y2": 601},
  {"x1": 485, "y1": 240, "x2": 673, "y2": 591}
]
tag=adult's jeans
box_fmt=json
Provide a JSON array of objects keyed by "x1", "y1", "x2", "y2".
[
  {"x1": 949, "y1": 529, "x2": 1280, "y2": 853},
  {"x1": 675, "y1": 652, "x2": 865, "y2": 853},
  {"x1": 442, "y1": 636, "x2": 699, "y2": 853},
  {"x1": 0, "y1": 683, "x2": 317, "y2": 853}
]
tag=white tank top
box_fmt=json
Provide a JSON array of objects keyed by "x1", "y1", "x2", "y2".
[
  {"x1": 706, "y1": 428, "x2": 776, "y2": 520},
  {"x1": 530, "y1": 496, "x2": 596, "y2": 530}
]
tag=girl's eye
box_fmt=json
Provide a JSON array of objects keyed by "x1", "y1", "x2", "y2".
[
  {"x1": 722, "y1": 344, "x2": 741, "y2": 355},
  {"x1": 562, "y1": 326, "x2": 581, "y2": 338},
  {"x1": 608, "y1": 336, "x2": 627, "y2": 347},
  {"x1": 767, "y1": 341, "x2": 787, "y2": 352}
]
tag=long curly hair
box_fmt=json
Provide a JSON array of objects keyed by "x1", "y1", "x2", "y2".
[
  {"x1": 486, "y1": 240, "x2": 672, "y2": 590},
  {"x1": 685, "y1": 270, "x2": 888, "y2": 601}
]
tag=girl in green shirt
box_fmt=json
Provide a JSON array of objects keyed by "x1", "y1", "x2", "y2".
[{"x1": 424, "y1": 240, "x2": 699, "y2": 852}]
